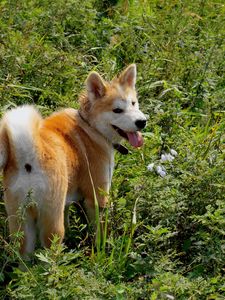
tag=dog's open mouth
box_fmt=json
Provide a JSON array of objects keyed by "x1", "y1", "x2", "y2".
[{"x1": 112, "y1": 125, "x2": 143, "y2": 148}]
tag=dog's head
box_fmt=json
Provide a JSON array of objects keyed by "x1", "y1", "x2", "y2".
[{"x1": 79, "y1": 64, "x2": 146, "y2": 148}]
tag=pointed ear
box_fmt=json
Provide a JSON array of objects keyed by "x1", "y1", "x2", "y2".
[
  {"x1": 119, "y1": 64, "x2": 136, "y2": 88},
  {"x1": 86, "y1": 71, "x2": 106, "y2": 101}
]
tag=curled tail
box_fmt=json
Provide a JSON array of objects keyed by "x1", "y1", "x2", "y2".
[{"x1": 0, "y1": 105, "x2": 42, "y2": 170}]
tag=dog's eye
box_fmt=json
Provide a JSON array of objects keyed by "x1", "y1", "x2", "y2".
[
  {"x1": 132, "y1": 101, "x2": 136, "y2": 106},
  {"x1": 113, "y1": 108, "x2": 123, "y2": 113}
]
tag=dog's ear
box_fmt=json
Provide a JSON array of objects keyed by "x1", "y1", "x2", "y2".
[
  {"x1": 86, "y1": 71, "x2": 106, "y2": 101},
  {"x1": 119, "y1": 64, "x2": 136, "y2": 88}
]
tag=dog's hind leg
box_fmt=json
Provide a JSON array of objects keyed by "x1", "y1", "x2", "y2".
[
  {"x1": 5, "y1": 195, "x2": 37, "y2": 256},
  {"x1": 39, "y1": 195, "x2": 66, "y2": 248},
  {"x1": 39, "y1": 211, "x2": 65, "y2": 248}
]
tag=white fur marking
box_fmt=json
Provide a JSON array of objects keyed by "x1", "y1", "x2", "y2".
[
  {"x1": 4, "y1": 105, "x2": 40, "y2": 166},
  {"x1": 9, "y1": 171, "x2": 48, "y2": 206},
  {"x1": 5, "y1": 105, "x2": 48, "y2": 205}
]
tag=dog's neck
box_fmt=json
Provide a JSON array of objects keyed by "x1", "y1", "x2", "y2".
[
  {"x1": 78, "y1": 110, "x2": 91, "y2": 127},
  {"x1": 78, "y1": 110, "x2": 128, "y2": 155}
]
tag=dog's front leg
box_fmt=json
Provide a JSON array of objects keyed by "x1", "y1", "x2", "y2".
[
  {"x1": 83, "y1": 194, "x2": 108, "y2": 245},
  {"x1": 83, "y1": 195, "x2": 107, "y2": 225}
]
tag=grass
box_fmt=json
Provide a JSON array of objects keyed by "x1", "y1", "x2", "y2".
[{"x1": 0, "y1": 0, "x2": 225, "y2": 299}]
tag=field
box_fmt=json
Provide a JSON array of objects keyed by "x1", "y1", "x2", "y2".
[{"x1": 0, "y1": 0, "x2": 224, "y2": 299}]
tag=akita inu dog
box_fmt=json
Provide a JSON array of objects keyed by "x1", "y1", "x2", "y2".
[{"x1": 0, "y1": 64, "x2": 146, "y2": 255}]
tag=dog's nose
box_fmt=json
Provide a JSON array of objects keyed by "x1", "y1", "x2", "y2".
[{"x1": 135, "y1": 119, "x2": 146, "y2": 130}]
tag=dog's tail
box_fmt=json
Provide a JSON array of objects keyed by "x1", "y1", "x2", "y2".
[{"x1": 0, "y1": 105, "x2": 42, "y2": 170}]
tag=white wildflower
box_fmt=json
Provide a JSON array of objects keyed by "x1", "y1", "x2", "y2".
[
  {"x1": 147, "y1": 163, "x2": 154, "y2": 171},
  {"x1": 159, "y1": 170, "x2": 167, "y2": 177},
  {"x1": 156, "y1": 165, "x2": 167, "y2": 177},
  {"x1": 161, "y1": 153, "x2": 175, "y2": 162},
  {"x1": 170, "y1": 149, "x2": 178, "y2": 156},
  {"x1": 166, "y1": 153, "x2": 175, "y2": 162},
  {"x1": 160, "y1": 154, "x2": 167, "y2": 162}
]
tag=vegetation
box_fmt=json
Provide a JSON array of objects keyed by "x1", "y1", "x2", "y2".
[{"x1": 0, "y1": 0, "x2": 224, "y2": 299}]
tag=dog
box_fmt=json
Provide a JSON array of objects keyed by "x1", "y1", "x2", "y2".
[{"x1": 0, "y1": 64, "x2": 146, "y2": 255}]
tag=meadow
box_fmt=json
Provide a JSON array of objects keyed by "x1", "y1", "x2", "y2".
[{"x1": 0, "y1": 0, "x2": 224, "y2": 299}]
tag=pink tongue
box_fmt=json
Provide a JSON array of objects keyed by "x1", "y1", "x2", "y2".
[{"x1": 127, "y1": 132, "x2": 144, "y2": 148}]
